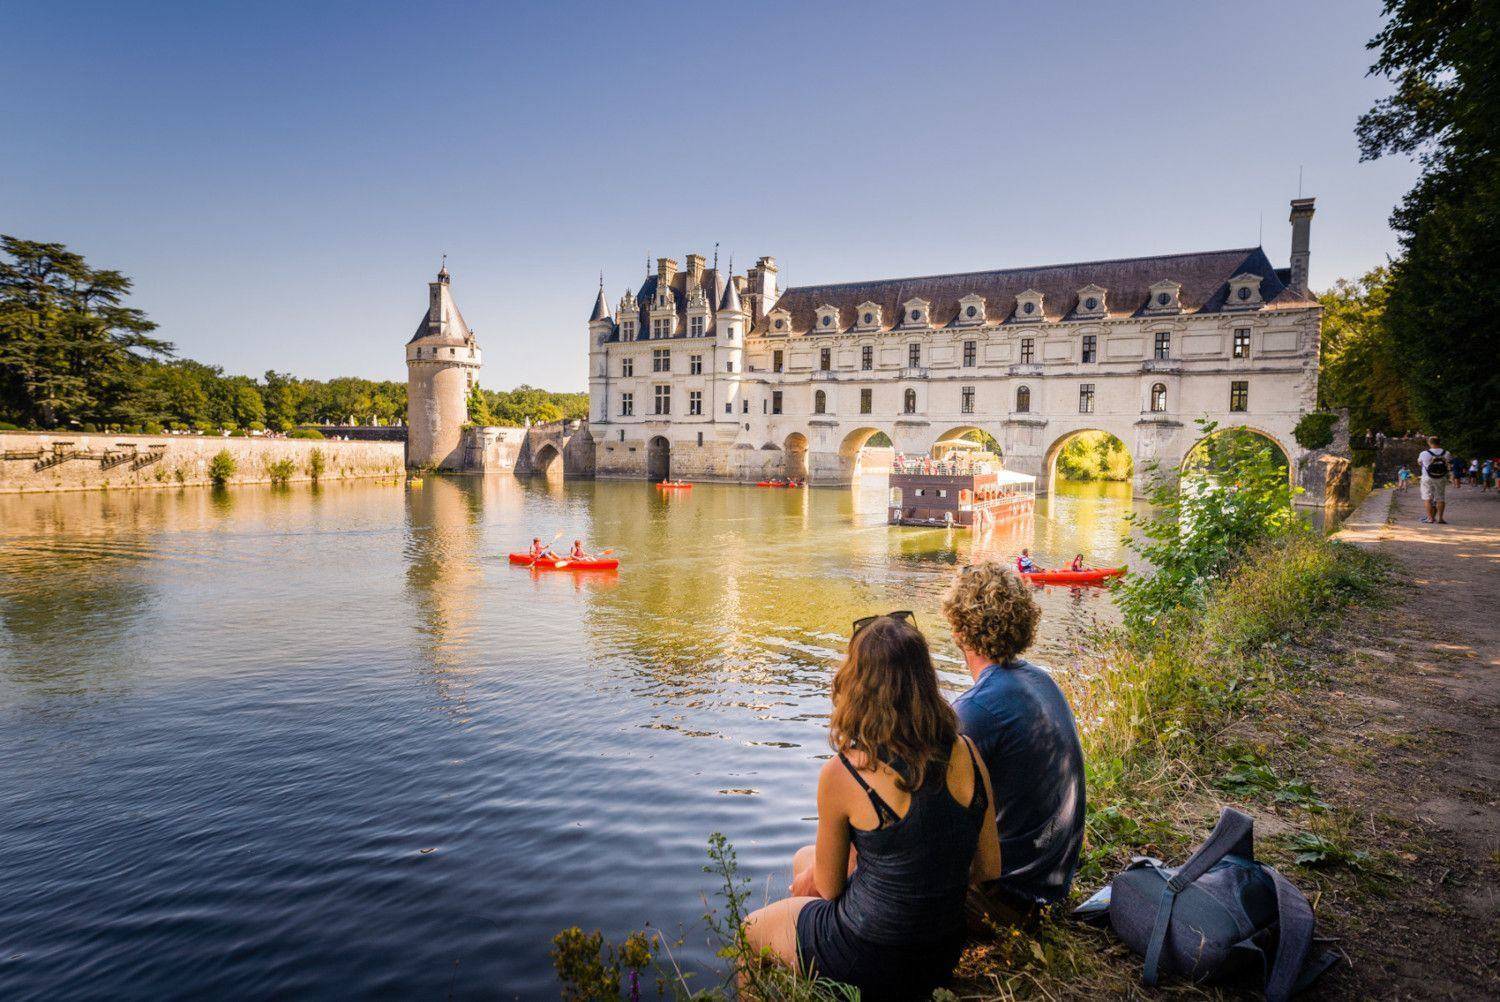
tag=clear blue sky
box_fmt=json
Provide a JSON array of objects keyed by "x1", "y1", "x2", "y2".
[{"x1": 3, "y1": 0, "x2": 1416, "y2": 391}]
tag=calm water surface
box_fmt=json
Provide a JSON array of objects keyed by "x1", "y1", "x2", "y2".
[{"x1": 0, "y1": 477, "x2": 1139, "y2": 1000}]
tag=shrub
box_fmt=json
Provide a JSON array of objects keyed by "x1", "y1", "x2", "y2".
[
  {"x1": 0, "y1": 421, "x2": 20, "y2": 430},
  {"x1": 306, "y1": 449, "x2": 326, "y2": 481},
  {"x1": 208, "y1": 450, "x2": 236, "y2": 487},
  {"x1": 289, "y1": 428, "x2": 324, "y2": 440},
  {"x1": 142, "y1": 420, "x2": 165, "y2": 434},
  {"x1": 1118, "y1": 419, "x2": 1304, "y2": 633},
  {"x1": 266, "y1": 458, "x2": 297, "y2": 485},
  {"x1": 1293, "y1": 411, "x2": 1339, "y2": 451}
]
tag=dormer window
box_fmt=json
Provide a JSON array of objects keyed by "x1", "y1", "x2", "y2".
[
  {"x1": 958, "y1": 294, "x2": 986, "y2": 325},
  {"x1": 1146, "y1": 280, "x2": 1182, "y2": 315},
  {"x1": 816, "y1": 304, "x2": 840, "y2": 331},
  {"x1": 1224, "y1": 273, "x2": 1264, "y2": 310},
  {"x1": 855, "y1": 301, "x2": 882, "y2": 330},
  {"x1": 902, "y1": 298, "x2": 931, "y2": 328},
  {"x1": 1014, "y1": 289, "x2": 1044, "y2": 322},
  {"x1": 767, "y1": 307, "x2": 792, "y2": 334},
  {"x1": 1075, "y1": 284, "x2": 1107, "y2": 318}
]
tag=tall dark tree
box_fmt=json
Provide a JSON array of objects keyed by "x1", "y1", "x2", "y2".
[
  {"x1": 0, "y1": 236, "x2": 172, "y2": 427},
  {"x1": 1357, "y1": 0, "x2": 1500, "y2": 454}
]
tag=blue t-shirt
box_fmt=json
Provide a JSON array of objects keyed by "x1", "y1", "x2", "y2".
[{"x1": 954, "y1": 659, "x2": 1086, "y2": 905}]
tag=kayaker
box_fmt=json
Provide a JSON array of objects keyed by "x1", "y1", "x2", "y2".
[
  {"x1": 1069, "y1": 554, "x2": 1085, "y2": 572},
  {"x1": 1016, "y1": 549, "x2": 1039, "y2": 573},
  {"x1": 568, "y1": 539, "x2": 591, "y2": 561},
  {"x1": 530, "y1": 537, "x2": 557, "y2": 560}
]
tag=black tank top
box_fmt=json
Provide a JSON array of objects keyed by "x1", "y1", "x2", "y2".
[{"x1": 833, "y1": 740, "x2": 988, "y2": 945}]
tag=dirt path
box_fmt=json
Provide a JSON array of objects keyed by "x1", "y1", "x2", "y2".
[{"x1": 1321, "y1": 483, "x2": 1500, "y2": 996}]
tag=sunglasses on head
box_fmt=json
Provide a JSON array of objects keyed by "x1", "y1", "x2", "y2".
[{"x1": 852, "y1": 610, "x2": 916, "y2": 638}]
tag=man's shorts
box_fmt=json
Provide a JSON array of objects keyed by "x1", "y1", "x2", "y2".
[{"x1": 1421, "y1": 477, "x2": 1447, "y2": 502}]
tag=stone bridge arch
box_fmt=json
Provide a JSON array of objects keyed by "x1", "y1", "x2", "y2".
[{"x1": 517, "y1": 420, "x2": 596, "y2": 479}]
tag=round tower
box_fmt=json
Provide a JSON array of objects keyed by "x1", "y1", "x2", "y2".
[{"x1": 405, "y1": 263, "x2": 482, "y2": 470}]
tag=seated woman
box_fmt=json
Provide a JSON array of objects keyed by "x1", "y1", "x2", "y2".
[
  {"x1": 567, "y1": 539, "x2": 591, "y2": 560},
  {"x1": 1070, "y1": 553, "x2": 1085, "y2": 572},
  {"x1": 742, "y1": 614, "x2": 1001, "y2": 1000},
  {"x1": 529, "y1": 537, "x2": 557, "y2": 560}
]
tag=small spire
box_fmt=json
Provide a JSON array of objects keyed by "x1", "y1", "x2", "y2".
[
  {"x1": 437, "y1": 253, "x2": 450, "y2": 282},
  {"x1": 718, "y1": 255, "x2": 742, "y2": 313},
  {"x1": 589, "y1": 279, "x2": 612, "y2": 322}
]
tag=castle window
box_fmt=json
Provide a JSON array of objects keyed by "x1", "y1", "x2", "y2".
[
  {"x1": 622, "y1": 320, "x2": 636, "y2": 340},
  {"x1": 961, "y1": 386, "x2": 975, "y2": 414},
  {"x1": 814, "y1": 390, "x2": 827, "y2": 414},
  {"x1": 1230, "y1": 380, "x2": 1249, "y2": 412},
  {"x1": 1233, "y1": 328, "x2": 1251, "y2": 359},
  {"x1": 1150, "y1": 383, "x2": 1167, "y2": 412},
  {"x1": 652, "y1": 348, "x2": 670, "y2": 372},
  {"x1": 1082, "y1": 335, "x2": 1097, "y2": 363},
  {"x1": 690, "y1": 316, "x2": 704, "y2": 337},
  {"x1": 908, "y1": 343, "x2": 921, "y2": 368},
  {"x1": 689, "y1": 390, "x2": 703, "y2": 415},
  {"x1": 725, "y1": 359, "x2": 735, "y2": 373},
  {"x1": 1020, "y1": 338, "x2": 1035, "y2": 364},
  {"x1": 698, "y1": 431, "x2": 703, "y2": 446},
  {"x1": 742, "y1": 399, "x2": 748, "y2": 413},
  {"x1": 820, "y1": 347, "x2": 831, "y2": 371},
  {"x1": 689, "y1": 354, "x2": 702, "y2": 375},
  {"x1": 860, "y1": 388, "x2": 873, "y2": 414},
  {"x1": 1016, "y1": 386, "x2": 1030, "y2": 413},
  {"x1": 619, "y1": 429, "x2": 625, "y2": 442},
  {"x1": 652, "y1": 318, "x2": 668, "y2": 339},
  {"x1": 1154, "y1": 332, "x2": 1171, "y2": 360},
  {"x1": 620, "y1": 392, "x2": 634, "y2": 417},
  {"x1": 861, "y1": 345, "x2": 873, "y2": 370},
  {"x1": 1079, "y1": 383, "x2": 1095, "y2": 414},
  {"x1": 773, "y1": 350, "x2": 784, "y2": 373},
  {"x1": 725, "y1": 402, "x2": 732, "y2": 414},
  {"x1": 622, "y1": 357, "x2": 635, "y2": 377},
  {"x1": 903, "y1": 388, "x2": 917, "y2": 414},
  {"x1": 772, "y1": 391, "x2": 783, "y2": 415},
  {"x1": 653, "y1": 385, "x2": 671, "y2": 415},
  {"x1": 963, "y1": 341, "x2": 976, "y2": 367}
]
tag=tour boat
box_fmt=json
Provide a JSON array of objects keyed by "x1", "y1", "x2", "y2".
[
  {"x1": 1020, "y1": 567, "x2": 1126, "y2": 586},
  {"x1": 508, "y1": 553, "x2": 620, "y2": 571}
]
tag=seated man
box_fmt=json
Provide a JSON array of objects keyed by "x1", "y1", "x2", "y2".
[
  {"x1": 529, "y1": 537, "x2": 557, "y2": 560},
  {"x1": 1016, "y1": 548, "x2": 1038, "y2": 573},
  {"x1": 942, "y1": 561, "x2": 1086, "y2": 929}
]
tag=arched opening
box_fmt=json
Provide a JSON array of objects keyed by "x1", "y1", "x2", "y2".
[
  {"x1": 647, "y1": 436, "x2": 670, "y2": 481},
  {"x1": 903, "y1": 388, "x2": 918, "y2": 414},
  {"x1": 813, "y1": 389, "x2": 827, "y2": 415},
  {"x1": 1150, "y1": 383, "x2": 1167, "y2": 413},
  {"x1": 533, "y1": 442, "x2": 563, "y2": 479},
  {"x1": 1015, "y1": 385, "x2": 1031, "y2": 413},
  {"x1": 932, "y1": 426, "x2": 1004, "y2": 462},
  {"x1": 784, "y1": 432, "x2": 809, "y2": 480},
  {"x1": 1183, "y1": 426, "x2": 1290, "y2": 478},
  {"x1": 839, "y1": 427, "x2": 894, "y2": 481},
  {"x1": 1044, "y1": 429, "x2": 1135, "y2": 497}
]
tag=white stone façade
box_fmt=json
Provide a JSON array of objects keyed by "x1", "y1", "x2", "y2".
[{"x1": 585, "y1": 199, "x2": 1324, "y2": 498}]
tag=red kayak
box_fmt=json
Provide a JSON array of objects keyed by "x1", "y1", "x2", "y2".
[
  {"x1": 657, "y1": 481, "x2": 692, "y2": 489},
  {"x1": 756, "y1": 481, "x2": 789, "y2": 487},
  {"x1": 1021, "y1": 567, "x2": 1126, "y2": 586},
  {"x1": 508, "y1": 553, "x2": 619, "y2": 571}
]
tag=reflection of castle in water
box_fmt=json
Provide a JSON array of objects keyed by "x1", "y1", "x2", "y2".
[{"x1": 402, "y1": 475, "x2": 486, "y2": 670}]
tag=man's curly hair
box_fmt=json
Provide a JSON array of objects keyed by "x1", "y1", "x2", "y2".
[{"x1": 941, "y1": 560, "x2": 1040, "y2": 662}]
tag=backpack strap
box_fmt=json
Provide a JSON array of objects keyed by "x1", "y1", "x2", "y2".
[
  {"x1": 1142, "y1": 808, "x2": 1255, "y2": 987},
  {"x1": 1263, "y1": 863, "x2": 1335, "y2": 1002}
]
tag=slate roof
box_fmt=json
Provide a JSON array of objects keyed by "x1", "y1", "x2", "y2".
[
  {"x1": 408, "y1": 293, "x2": 474, "y2": 346},
  {"x1": 603, "y1": 267, "x2": 728, "y2": 341},
  {"x1": 761, "y1": 247, "x2": 1315, "y2": 335}
]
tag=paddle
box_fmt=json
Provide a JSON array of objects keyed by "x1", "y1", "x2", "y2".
[{"x1": 554, "y1": 547, "x2": 613, "y2": 569}]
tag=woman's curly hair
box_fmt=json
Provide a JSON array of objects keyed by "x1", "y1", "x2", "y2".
[{"x1": 941, "y1": 561, "x2": 1040, "y2": 663}]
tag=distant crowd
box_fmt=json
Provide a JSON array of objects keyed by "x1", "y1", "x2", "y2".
[{"x1": 1397, "y1": 436, "x2": 1495, "y2": 526}]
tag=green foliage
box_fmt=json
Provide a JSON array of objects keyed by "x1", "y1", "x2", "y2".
[
  {"x1": 1055, "y1": 431, "x2": 1133, "y2": 482},
  {"x1": 1316, "y1": 268, "x2": 1412, "y2": 440},
  {"x1": 306, "y1": 448, "x2": 326, "y2": 481},
  {"x1": 480, "y1": 384, "x2": 588, "y2": 426},
  {"x1": 288, "y1": 427, "x2": 324, "y2": 439},
  {"x1": 466, "y1": 381, "x2": 494, "y2": 426},
  {"x1": 208, "y1": 449, "x2": 236, "y2": 487},
  {"x1": 1284, "y1": 831, "x2": 1371, "y2": 871},
  {"x1": 551, "y1": 927, "x2": 657, "y2": 1001},
  {"x1": 266, "y1": 457, "x2": 296, "y2": 485},
  {"x1": 1292, "y1": 411, "x2": 1339, "y2": 451},
  {"x1": 0, "y1": 235, "x2": 173, "y2": 428},
  {"x1": 1216, "y1": 751, "x2": 1328, "y2": 812},
  {"x1": 1356, "y1": 1, "x2": 1500, "y2": 455},
  {"x1": 1118, "y1": 420, "x2": 1304, "y2": 632}
]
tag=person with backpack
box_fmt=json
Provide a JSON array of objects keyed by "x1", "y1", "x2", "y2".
[{"x1": 1418, "y1": 436, "x2": 1457, "y2": 524}]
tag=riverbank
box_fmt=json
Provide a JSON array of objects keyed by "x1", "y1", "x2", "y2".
[{"x1": 0, "y1": 431, "x2": 405, "y2": 493}]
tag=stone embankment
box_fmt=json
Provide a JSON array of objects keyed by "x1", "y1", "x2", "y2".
[{"x1": 0, "y1": 432, "x2": 405, "y2": 493}]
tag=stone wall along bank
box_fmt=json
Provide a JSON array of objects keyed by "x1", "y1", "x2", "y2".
[{"x1": 0, "y1": 432, "x2": 406, "y2": 493}]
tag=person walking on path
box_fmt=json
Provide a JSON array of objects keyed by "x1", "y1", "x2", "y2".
[{"x1": 1418, "y1": 436, "x2": 1458, "y2": 524}]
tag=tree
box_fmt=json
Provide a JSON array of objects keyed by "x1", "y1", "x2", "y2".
[
  {"x1": 0, "y1": 236, "x2": 172, "y2": 427},
  {"x1": 466, "y1": 382, "x2": 493, "y2": 425},
  {"x1": 1356, "y1": 0, "x2": 1500, "y2": 454},
  {"x1": 1316, "y1": 266, "x2": 1413, "y2": 437}
]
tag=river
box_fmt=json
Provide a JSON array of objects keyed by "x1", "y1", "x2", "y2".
[{"x1": 0, "y1": 477, "x2": 1139, "y2": 1000}]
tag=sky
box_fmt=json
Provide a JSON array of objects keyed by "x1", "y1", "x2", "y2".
[{"x1": 3, "y1": 0, "x2": 1418, "y2": 391}]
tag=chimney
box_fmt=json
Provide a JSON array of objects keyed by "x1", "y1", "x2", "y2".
[
  {"x1": 656, "y1": 257, "x2": 678, "y2": 286},
  {"x1": 746, "y1": 256, "x2": 779, "y2": 321},
  {"x1": 1288, "y1": 198, "x2": 1314, "y2": 297},
  {"x1": 684, "y1": 253, "x2": 706, "y2": 288}
]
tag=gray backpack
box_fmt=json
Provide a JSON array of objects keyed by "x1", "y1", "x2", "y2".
[{"x1": 1074, "y1": 807, "x2": 1339, "y2": 1000}]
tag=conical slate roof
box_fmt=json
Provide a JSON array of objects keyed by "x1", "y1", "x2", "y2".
[
  {"x1": 589, "y1": 286, "x2": 611, "y2": 322},
  {"x1": 718, "y1": 275, "x2": 742, "y2": 313}
]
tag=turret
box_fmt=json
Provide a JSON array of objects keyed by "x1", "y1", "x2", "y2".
[
  {"x1": 716, "y1": 267, "x2": 746, "y2": 422},
  {"x1": 588, "y1": 277, "x2": 615, "y2": 424},
  {"x1": 406, "y1": 262, "x2": 482, "y2": 469}
]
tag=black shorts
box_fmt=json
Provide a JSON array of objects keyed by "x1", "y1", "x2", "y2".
[{"x1": 795, "y1": 898, "x2": 964, "y2": 1001}]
